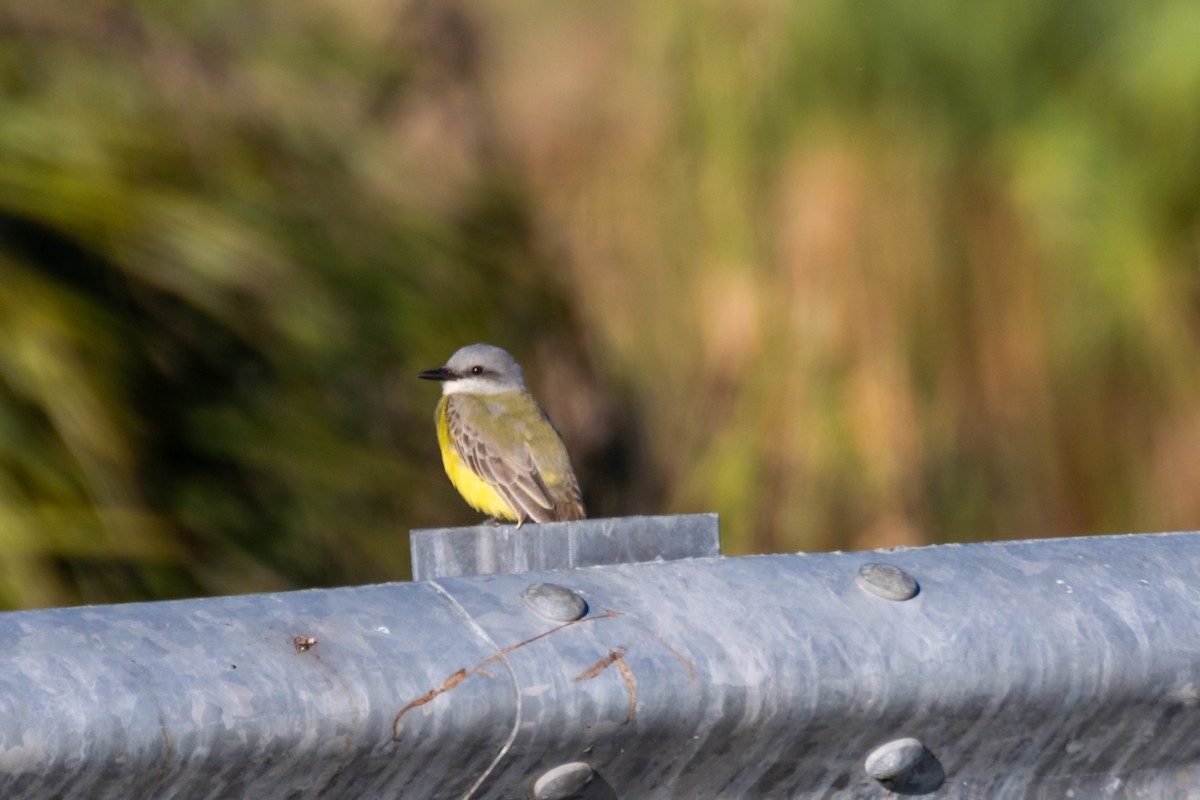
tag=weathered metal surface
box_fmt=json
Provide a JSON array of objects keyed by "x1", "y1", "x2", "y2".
[
  {"x1": 2, "y1": 527, "x2": 1200, "y2": 798},
  {"x1": 0, "y1": 584, "x2": 517, "y2": 799},
  {"x1": 410, "y1": 514, "x2": 721, "y2": 580}
]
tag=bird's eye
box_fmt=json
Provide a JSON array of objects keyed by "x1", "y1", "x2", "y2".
[{"x1": 471, "y1": 365, "x2": 484, "y2": 375}]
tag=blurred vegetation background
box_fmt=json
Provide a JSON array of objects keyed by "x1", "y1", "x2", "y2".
[{"x1": 1, "y1": 0, "x2": 1199, "y2": 609}]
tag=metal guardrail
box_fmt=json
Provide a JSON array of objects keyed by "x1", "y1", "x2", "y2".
[{"x1": 2, "y1": 517, "x2": 1200, "y2": 798}]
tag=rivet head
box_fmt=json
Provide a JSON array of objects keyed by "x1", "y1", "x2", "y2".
[
  {"x1": 856, "y1": 563, "x2": 918, "y2": 601},
  {"x1": 523, "y1": 583, "x2": 588, "y2": 622},
  {"x1": 532, "y1": 761, "x2": 595, "y2": 799},
  {"x1": 865, "y1": 737, "x2": 927, "y2": 780},
  {"x1": 864, "y1": 737, "x2": 944, "y2": 792}
]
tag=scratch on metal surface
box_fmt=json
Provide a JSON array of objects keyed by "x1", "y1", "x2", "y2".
[
  {"x1": 155, "y1": 705, "x2": 174, "y2": 783},
  {"x1": 417, "y1": 582, "x2": 521, "y2": 800},
  {"x1": 636, "y1": 626, "x2": 697, "y2": 682}
]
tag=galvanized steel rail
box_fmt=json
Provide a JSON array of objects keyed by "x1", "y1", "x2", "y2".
[{"x1": 1, "y1": 516, "x2": 1199, "y2": 799}]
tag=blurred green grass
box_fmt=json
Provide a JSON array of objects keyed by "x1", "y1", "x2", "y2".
[{"x1": 0, "y1": 0, "x2": 1198, "y2": 607}]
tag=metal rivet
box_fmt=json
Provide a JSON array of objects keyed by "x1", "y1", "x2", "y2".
[
  {"x1": 856, "y1": 563, "x2": 918, "y2": 601},
  {"x1": 864, "y1": 737, "x2": 928, "y2": 781},
  {"x1": 532, "y1": 761, "x2": 595, "y2": 799},
  {"x1": 523, "y1": 583, "x2": 588, "y2": 622}
]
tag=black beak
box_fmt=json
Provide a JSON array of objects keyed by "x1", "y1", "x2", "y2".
[{"x1": 418, "y1": 366, "x2": 453, "y2": 381}]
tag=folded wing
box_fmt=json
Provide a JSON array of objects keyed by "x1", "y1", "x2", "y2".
[{"x1": 446, "y1": 394, "x2": 586, "y2": 523}]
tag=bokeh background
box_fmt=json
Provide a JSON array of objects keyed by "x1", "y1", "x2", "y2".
[{"x1": 2, "y1": 0, "x2": 1199, "y2": 609}]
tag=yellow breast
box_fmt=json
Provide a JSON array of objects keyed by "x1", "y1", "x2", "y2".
[{"x1": 436, "y1": 398, "x2": 520, "y2": 521}]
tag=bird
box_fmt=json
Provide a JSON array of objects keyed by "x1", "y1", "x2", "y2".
[{"x1": 418, "y1": 343, "x2": 586, "y2": 525}]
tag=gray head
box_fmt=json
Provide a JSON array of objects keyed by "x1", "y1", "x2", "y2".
[{"x1": 418, "y1": 343, "x2": 528, "y2": 395}]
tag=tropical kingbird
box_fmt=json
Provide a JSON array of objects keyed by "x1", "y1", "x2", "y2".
[{"x1": 418, "y1": 343, "x2": 586, "y2": 524}]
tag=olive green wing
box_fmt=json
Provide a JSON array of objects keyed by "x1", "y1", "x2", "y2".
[
  {"x1": 525, "y1": 407, "x2": 586, "y2": 522},
  {"x1": 446, "y1": 393, "x2": 584, "y2": 523}
]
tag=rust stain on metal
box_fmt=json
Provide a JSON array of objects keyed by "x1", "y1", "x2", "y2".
[
  {"x1": 391, "y1": 609, "x2": 623, "y2": 742},
  {"x1": 574, "y1": 646, "x2": 636, "y2": 724},
  {"x1": 574, "y1": 646, "x2": 628, "y2": 681},
  {"x1": 484, "y1": 609, "x2": 622, "y2": 667},
  {"x1": 615, "y1": 656, "x2": 636, "y2": 723},
  {"x1": 292, "y1": 635, "x2": 317, "y2": 653},
  {"x1": 391, "y1": 668, "x2": 470, "y2": 740}
]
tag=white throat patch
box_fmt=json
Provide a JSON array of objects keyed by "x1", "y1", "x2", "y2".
[{"x1": 442, "y1": 376, "x2": 520, "y2": 395}]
